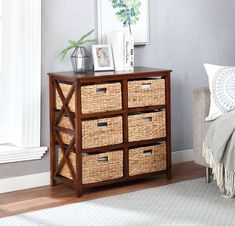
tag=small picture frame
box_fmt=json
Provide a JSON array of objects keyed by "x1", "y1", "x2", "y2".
[{"x1": 92, "y1": 44, "x2": 114, "y2": 71}]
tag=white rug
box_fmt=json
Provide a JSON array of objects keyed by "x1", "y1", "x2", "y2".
[{"x1": 0, "y1": 178, "x2": 234, "y2": 226}]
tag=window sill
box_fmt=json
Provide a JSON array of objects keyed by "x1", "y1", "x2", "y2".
[{"x1": 0, "y1": 144, "x2": 48, "y2": 164}]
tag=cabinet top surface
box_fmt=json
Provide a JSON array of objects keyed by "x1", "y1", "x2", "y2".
[{"x1": 48, "y1": 67, "x2": 172, "y2": 82}]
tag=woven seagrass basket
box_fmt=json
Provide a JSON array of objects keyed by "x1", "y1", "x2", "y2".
[
  {"x1": 58, "y1": 149, "x2": 123, "y2": 184},
  {"x1": 56, "y1": 82, "x2": 122, "y2": 113},
  {"x1": 59, "y1": 131, "x2": 73, "y2": 145},
  {"x1": 58, "y1": 116, "x2": 74, "y2": 130},
  {"x1": 81, "y1": 83, "x2": 122, "y2": 114},
  {"x1": 128, "y1": 111, "x2": 166, "y2": 142},
  {"x1": 129, "y1": 144, "x2": 166, "y2": 176},
  {"x1": 58, "y1": 116, "x2": 123, "y2": 148},
  {"x1": 128, "y1": 79, "x2": 165, "y2": 108},
  {"x1": 82, "y1": 116, "x2": 123, "y2": 149}
]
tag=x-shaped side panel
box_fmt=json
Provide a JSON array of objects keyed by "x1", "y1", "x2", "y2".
[
  {"x1": 55, "y1": 81, "x2": 75, "y2": 130},
  {"x1": 55, "y1": 131, "x2": 76, "y2": 182}
]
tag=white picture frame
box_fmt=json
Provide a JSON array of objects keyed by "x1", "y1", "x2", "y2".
[
  {"x1": 92, "y1": 44, "x2": 114, "y2": 71},
  {"x1": 97, "y1": 0, "x2": 149, "y2": 46}
]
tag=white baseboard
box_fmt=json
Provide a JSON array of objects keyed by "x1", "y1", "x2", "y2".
[
  {"x1": 172, "y1": 149, "x2": 194, "y2": 164},
  {"x1": 0, "y1": 149, "x2": 194, "y2": 194},
  {"x1": 0, "y1": 172, "x2": 50, "y2": 194}
]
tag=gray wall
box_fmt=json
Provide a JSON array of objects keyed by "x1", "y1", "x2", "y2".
[
  {"x1": 135, "y1": 0, "x2": 235, "y2": 151},
  {"x1": 1, "y1": 0, "x2": 235, "y2": 179}
]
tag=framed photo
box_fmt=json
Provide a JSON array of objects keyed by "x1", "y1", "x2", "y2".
[
  {"x1": 92, "y1": 45, "x2": 114, "y2": 71},
  {"x1": 97, "y1": 0, "x2": 149, "y2": 45}
]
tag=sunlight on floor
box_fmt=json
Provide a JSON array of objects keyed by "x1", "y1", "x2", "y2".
[{"x1": 0, "y1": 197, "x2": 62, "y2": 212}]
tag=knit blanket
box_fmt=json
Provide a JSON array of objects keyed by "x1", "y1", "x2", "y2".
[{"x1": 202, "y1": 110, "x2": 235, "y2": 198}]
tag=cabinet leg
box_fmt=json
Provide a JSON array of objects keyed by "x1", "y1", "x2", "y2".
[
  {"x1": 206, "y1": 167, "x2": 212, "y2": 183},
  {"x1": 50, "y1": 170, "x2": 57, "y2": 187},
  {"x1": 51, "y1": 178, "x2": 57, "y2": 187},
  {"x1": 166, "y1": 168, "x2": 172, "y2": 180},
  {"x1": 76, "y1": 188, "x2": 82, "y2": 197}
]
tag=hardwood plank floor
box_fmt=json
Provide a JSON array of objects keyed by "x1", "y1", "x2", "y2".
[{"x1": 0, "y1": 161, "x2": 204, "y2": 219}]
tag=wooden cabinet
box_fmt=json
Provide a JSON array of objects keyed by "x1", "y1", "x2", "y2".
[{"x1": 48, "y1": 67, "x2": 172, "y2": 197}]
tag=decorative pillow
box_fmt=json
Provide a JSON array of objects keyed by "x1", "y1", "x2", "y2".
[{"x1": 204, "y1": 64, "x2": 235, "y2": 121}]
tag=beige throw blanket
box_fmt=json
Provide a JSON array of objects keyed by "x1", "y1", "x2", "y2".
[{"x1": 202, "y1": 110, "x2": 235, "y2": 198}]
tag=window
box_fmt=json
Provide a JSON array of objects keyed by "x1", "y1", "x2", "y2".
[{"x1": 0, "y1": 0, "x2": 47, "y2": 163}]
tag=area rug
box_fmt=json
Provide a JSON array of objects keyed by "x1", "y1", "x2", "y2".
[{"x1": 0, "y1": 178, "x2": 234, "y2": 226}]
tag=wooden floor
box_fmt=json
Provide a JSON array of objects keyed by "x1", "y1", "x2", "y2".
[{"x1": 0, "y1": 161, "x2": 204, "y2": 219}]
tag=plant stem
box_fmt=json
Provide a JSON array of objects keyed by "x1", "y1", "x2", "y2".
[
  {"x1": 123, "y1": 3, "x2": 132, "y2": 35},
  {"x1": 129, "y1": 24, "x2": 132, "y2": 35}
]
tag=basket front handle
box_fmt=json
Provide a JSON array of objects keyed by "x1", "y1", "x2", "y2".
[
  {"x1": 97, "y1": 122, "x2": 108, "y2": 128},
  {"x1": 141, "y1": 82, "x2": 151, "y2": 89},
  {"x1": 143, "y1": 150, "x2": 153, "y2": 156},
  {"x1": 96, "y1": 87, "x2": 107, "y2": 94},
  {"x1": 97, "y1": 156, "x2": 109, "y2": 163},
  {"x1": 143, "y1": 117, "x2": 152, "y2": 122}
]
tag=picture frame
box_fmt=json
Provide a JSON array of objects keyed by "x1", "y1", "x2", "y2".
[
  {"x1": 97, "y1": 0, "x2": 149, "y2": 45},
  {"x1": 92, "y1": 44, "x2": 114, "y2": 71}
]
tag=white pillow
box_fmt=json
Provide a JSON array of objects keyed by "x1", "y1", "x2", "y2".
[{"x1": 204, "y1": 63, "x2": 235, "y2": 121}]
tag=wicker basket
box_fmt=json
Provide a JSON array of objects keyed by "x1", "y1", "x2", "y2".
[
  {"x1": 81, "y1": 83, "x2": 122, "y2": 114},
  {"x1": 59, "y1": 131, "x2": 74, "y2": 145},
  {"x1": 128, "y1": 111, "x2": 166, "y2": 142},
  {"x1": 58, "y1": 116, "x2": 74, "y2": 130},
  {"x1": 128, "y1": 79, "x2": 165, "y2": 108},
  {"x1": 56, "y1": 83, "x2": 75, "y2": 112},
  {"x1": 82, "y1": 116, "x2": 123, "y2": 149},
  {"x1": 129, "y1": 144, "x2": 166, "y2": 176},
  {"x1": 58, "y1": 149, "x2": 123, "y2": 184},
  {"x1": 58, "y1": 116, "x2": 123, "y2": 148}
]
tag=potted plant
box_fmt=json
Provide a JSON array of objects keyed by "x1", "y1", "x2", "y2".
[{"x1": 59, "y1": 29, "x2": 96, "y2": 73}]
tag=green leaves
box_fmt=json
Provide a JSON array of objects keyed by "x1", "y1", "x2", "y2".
[
  {"x1": 109, "y1": 0, "x2": 141, "y2": 32},
  {"x1": 78, "y1": 29, "x2": 95, "y2": 43},
  {"x1": 59, "y1": 29, "x2": 95, "y2": 61},
  {"x1": 59, "y1": 45, "x2": 76, "y2": 61}
]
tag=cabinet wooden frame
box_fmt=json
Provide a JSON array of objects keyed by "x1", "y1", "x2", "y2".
[{"x1": 48, "y1": 67, "x2": 172, "y2": 197}]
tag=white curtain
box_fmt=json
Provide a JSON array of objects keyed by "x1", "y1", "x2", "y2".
[
  {"x1": 0, "y1": 0, "x2": 41, "y2": 148},
  {"x1": 0, "y1": 0, "x2": 9, "y2": 144}
]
